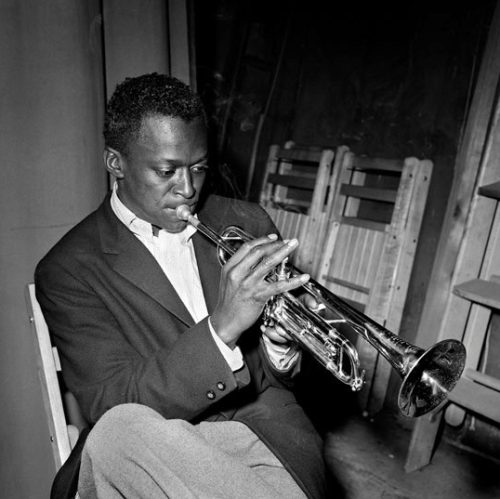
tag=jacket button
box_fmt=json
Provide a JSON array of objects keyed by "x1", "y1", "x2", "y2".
[
  {"x1": 206, "y1": 390, "x2": 216, "y2": 400},
  {"x1": 216, "y1": 381, "x2": 226, "y2": 391}
]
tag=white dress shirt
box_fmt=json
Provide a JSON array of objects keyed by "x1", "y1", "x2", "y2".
[{"x1": 110, "y1": 183, "x2": 299, "y2": 371}]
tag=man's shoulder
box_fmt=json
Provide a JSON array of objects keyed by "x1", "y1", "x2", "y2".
[
  {"x1": 200, "y1": 194, "x2": 275, "y2": 237},
  {"x1": 37, "y1": 198, "x2": 109, "y2": 269},
  {"x1": 201, "y1": 194, "x2": 271, "y2": 229}
]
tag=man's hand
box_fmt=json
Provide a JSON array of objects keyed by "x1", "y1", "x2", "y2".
[
  {"x1": 261, "y1": 323, "x2": 293, "y2": 344},
  {"x1": 260, "y1": 292, "x2": 323, "y2": 345},
  {"x1": 210, "y1": 234, "x2": 309, "y2": 348}
]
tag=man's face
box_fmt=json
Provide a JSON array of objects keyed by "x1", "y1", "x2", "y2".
[{"x1": 106, "y1": 115, "x2": 208, "y2": 233}]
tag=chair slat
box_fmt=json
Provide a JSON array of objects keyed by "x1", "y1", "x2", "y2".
[
  {"x1": 26, "y1": 283, "x2": 74, "y2": 470},
  {"x1": 351, "y1": 156, "x2": 404, "y2": 172},
  {"x1": 340, "y1": 184, "x2": 398, "y2": 203},
  {"x1": 266, "y1": 173, "x2": 317, "y2": 190}
]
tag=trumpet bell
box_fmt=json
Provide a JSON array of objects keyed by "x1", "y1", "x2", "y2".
[{"x1": 398, "y1": 339, "x2": 466, "y2": 417}]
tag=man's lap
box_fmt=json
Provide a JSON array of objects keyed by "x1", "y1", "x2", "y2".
[{"x1": 78, "y1": 403, "x2": 307, "y2": 499}]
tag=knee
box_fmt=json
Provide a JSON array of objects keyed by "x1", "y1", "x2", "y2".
[
  {"x1": 98, "y1": 403, "x2": 156, "y2": 427},
  {"x1": 84, "y1": 404, "x2": 157, "y2": 459},
  {"x1": 84, "y1": 404, "x2": 189, "y2": 461}
]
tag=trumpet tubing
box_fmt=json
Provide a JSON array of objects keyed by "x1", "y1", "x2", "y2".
[{"x1": 176, "y1": 205, "x2": 466, "y2": 418}]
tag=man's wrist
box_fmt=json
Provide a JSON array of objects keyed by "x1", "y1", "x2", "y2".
[
  {"x1": 209, "y1": 315, "x2": 236, "y2": 350},
  {"x1": 208, "y1": 316, "x2": 244, "y2": 371}
]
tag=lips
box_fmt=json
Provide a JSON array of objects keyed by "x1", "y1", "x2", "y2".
[{"x1": 171, "y1": 203, "x2": 196, "y2": 213}]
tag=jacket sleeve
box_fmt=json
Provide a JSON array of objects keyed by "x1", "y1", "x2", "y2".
[{"x1": 35, "y1": 257, "x2": 251, "y2": 426}]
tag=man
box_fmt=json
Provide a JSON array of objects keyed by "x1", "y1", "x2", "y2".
[{"x1": 36, "y1": 73, "x2": 328, "y2": 499}]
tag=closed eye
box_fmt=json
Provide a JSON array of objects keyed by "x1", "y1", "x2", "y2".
[
  {"x1": 155, "y1": 169, "x2": 176, "y2": 178},
  {"x1": 191, "y1": 164, "x2": 209, "y2": 174},
  {"x1": 154, "y1": 163, "x2": 208, "y2": 178}
]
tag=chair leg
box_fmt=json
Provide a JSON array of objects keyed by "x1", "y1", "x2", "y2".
[{"x1": 404, "y1": 411, "x2": 443, "y2": 472}]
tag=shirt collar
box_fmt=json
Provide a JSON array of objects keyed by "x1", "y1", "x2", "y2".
[{"x1": 110, "y1": 181, "x2": 197, "y2": 241}]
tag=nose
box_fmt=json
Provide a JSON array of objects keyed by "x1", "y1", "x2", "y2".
[{"x1": 174, "y1": 167, "x2": 195, "y2": 199}]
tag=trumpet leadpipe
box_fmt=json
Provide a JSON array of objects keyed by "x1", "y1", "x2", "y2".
[{"x1": 176, "y1": 205, "x2": 237, "y2": 258}]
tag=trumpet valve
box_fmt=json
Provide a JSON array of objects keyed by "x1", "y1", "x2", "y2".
[{"x1": 276, "y1": 259, "x2": 290, "y2": 281}]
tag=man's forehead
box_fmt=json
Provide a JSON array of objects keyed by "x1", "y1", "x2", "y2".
[
  {"x1": 131, "y1": 115, "x2": 206, "y2": 146},
  {"x1": 141, "y1": 113, "x2": 205, "y2": 128}
]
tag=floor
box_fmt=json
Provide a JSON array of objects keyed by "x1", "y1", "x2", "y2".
[{"x1": 322, "y1": 409, "x2": 500, "y2": 499}]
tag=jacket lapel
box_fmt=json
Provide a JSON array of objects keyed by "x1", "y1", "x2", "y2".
[
  {"x1": 193, "y1": 196, "x2": 232, "y2": 315},
  {"x1": 96, "y1": 196, "x2": 194, "y2": 327},
  {"x1": 193, "y1": 229, "x2": 221, "y2": 315}
]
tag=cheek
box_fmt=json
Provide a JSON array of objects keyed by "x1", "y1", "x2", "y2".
[
  {"x1": 194, "y1": 174, "x2": 207, "y2": 192},
  {"x1": 129, "y1": 180, "x2": 167, "y2": 209},
  {"x1": 137, "y1": 183, "x2": 160, "y2": 204},
  {"x1": 152, "y1": 179, "x2": 180, "y2": 205}
]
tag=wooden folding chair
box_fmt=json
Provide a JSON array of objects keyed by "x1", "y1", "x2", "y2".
[
  {"x1": 260, "y1": 142, "x2": 335, "y2": 215},
  {"x1": 26, "y1": 283, "x2": 80, "y2": 471},
  {"x1": 316, "y1": 150, "x2": 433, "y2": 413},
  {"x1": 260, "y1": 142, "x2": 340, "y2": 274}
]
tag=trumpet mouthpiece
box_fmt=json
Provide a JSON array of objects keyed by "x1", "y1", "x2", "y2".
[{"x1": 176, "y1": 205, "x2": 192, "y2": 221}]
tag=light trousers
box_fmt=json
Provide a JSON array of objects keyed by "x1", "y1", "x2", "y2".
[{"x1": 78, "y1": 403, "x2": 307, "y2": 499}]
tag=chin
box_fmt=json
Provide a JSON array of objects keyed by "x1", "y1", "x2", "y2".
[{"x1": 163, "y1": 221, "x2": 188, "y2": 234}]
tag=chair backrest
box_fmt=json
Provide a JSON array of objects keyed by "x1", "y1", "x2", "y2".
[
  {"x1": 26, "y1": 283, "x2": 78, "y2": 470},
  {"x1": 260, "y1": 142, "x2": 338, "y2": 273},
  {"x1": 260, "y1": 142, "x2": 335, "y2": 215},
  {"x1": 316, "y1": 150, "x2": 433, "y2": 412}
]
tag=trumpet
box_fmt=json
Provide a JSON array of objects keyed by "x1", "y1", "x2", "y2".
[{"x1": 176, "y1": 205, "x2": 466, "y2": 418}]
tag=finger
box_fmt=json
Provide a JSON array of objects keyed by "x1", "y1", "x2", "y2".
[
  {"x1": 300, "y1": 293, "x2": 321, "y2": 311},
  {"x1": 249, "y1": 273, "x2": 310, "y2": 307},
  {"x1": 260, "y1": 324, "x2": 293, "y2": 343},
  {"x1": 251, "y1": 238, "x2": 301, "y2": 280},
  {"x1": 222, "y1": 236, "x2": 308, "y2": 305},
  {"x1": 224, "y1": 233, "x2": 279, "y2": 269},
  {"x1": 224, "y1": 237, "x2": 294, "y2": 286},
  {"x1": 269, "y1": 272, "x2": 310, "y2": 296}
]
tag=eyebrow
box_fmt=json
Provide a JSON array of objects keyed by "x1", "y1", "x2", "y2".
[{"x1": 154, "y1": 156, "x2": 209, "y2": 168}]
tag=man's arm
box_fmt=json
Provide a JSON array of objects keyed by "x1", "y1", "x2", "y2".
[{"x1": 35, "y1": 259, "x2": 250, "y2": 426}]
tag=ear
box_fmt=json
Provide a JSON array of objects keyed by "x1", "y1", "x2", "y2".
[{"x1": 103, "y1": 146, "x2": 125, "y2": 179}]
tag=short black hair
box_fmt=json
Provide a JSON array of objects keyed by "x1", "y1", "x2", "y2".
[{"x1": 103, "y1": 73, "x2": 208, "y2": 156}]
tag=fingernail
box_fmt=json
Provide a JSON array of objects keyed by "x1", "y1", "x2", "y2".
[
  {"x1": 287, "y1": 238, "x2": 298, "y2": 247},
  {"x1": 268, "y1": 233, "x2": 278, "y2": 240}
]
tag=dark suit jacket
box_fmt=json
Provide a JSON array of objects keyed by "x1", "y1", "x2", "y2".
[{"x1": 35, "y1": 193, "x2": 327, "y2": 499}]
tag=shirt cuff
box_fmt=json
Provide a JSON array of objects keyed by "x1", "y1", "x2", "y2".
[
  {"x1": 208, "y1": 316, "x2": 245, "y2": 372},
  {"x1": 261, "y1": 334, "x2": 301, "y2": 371}
]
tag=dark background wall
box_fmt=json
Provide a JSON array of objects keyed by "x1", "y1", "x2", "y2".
[{"x1": 193, "y1": 0, "x2": 499, "y2": 454}]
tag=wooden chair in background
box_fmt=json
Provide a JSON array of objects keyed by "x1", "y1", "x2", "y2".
[
  {"x1": 259, "y1": 142, "x2": 339, "y2": 273},
  {"x1": 315, "y1": 150, "x2": 433, "y2": 414},
  {"x1": 260, "y1": 141, "x2": 332, "y2": 214},
  {"x1": 259, "y1": 144, "x2": 433, "y2": 414},
  {"x1": 26, "y1": 283, "x2": 80, "y2": 471}
]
